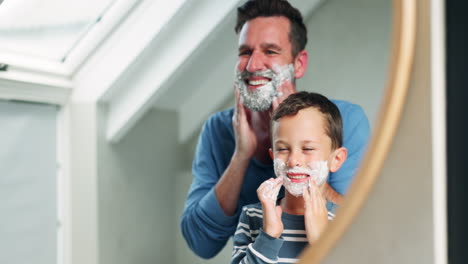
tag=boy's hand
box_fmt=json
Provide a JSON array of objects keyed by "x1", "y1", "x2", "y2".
[
  {"x1": 232, "y1": 87, "x2": 257, "y2": 160},
  {"x1": 303, "y1": 179, "x2": 329, "y2": 244},
  {"x1": 257, "y1": 177, "x2": 284, "y2": 238}
]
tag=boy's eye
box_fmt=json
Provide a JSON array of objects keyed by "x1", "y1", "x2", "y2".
[
  {"x1": 276, "y1": 148, "x2": 289, "y2": 152},
  {"x1": 303, "y1": 148, "x2": 315, "y2": 151}
]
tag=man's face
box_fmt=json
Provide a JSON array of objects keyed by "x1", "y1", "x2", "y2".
[
  {"x1": 271, "y1": 107, "x2": 334, "y2": 197},
  {"x1": 235, "y1": 16, "x2": 296, "y2": 111}
]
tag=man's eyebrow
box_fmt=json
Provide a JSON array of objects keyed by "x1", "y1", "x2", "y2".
[
  {"x1": 260, "y1": 43, "x2": 282, "y2": 51},
  {"x1": 238, "y1": 44, "x2": 251, "y2": 52}
]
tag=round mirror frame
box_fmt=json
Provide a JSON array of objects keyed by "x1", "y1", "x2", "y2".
[{"x1": 298, "y1": 0, "x2": 417, "y2": 263}]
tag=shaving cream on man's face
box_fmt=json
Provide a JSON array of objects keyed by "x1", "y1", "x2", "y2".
[
  {"x1": 273, "y1": 158, "x2": 329, "y2": 197},
  {"x1": 235, "y1": 64, "x2": 294, "y2": 111}
]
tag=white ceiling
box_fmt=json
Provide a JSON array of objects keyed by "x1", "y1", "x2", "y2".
[{"x1": 0, "y1": 0, "x2": 324, "y2": 143}]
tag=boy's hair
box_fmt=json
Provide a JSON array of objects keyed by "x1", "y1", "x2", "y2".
[
  {"x1": 271, "y1": 91, "x2": 343, "y2": 150},
  {"x1": 235, "y1": 0, "x2": 307, "y2": 57}
]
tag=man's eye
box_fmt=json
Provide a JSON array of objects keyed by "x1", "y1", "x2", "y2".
[
  {"x1": 266, "y1": 50, "x2": 278, "y2": 55},
  {"x1": 238, "y1": 50, "x2": 251, "y2": 56}
]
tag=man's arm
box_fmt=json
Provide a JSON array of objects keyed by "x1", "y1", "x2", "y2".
[
  {"x1": 216, "y1": 89, "x2": 257, "y2": 215},
  {"x1": 181, "y1": 90, "x2": 257, "y2": 259},
  {"x1": 323, "y1": 182, "x2": 343, "y2": 205},
  {"x1": 180, "y1": 116, "x2": 241, "y2": 259}
]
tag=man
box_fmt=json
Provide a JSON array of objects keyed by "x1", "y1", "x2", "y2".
[{"x1": 181, "y1": 0, "x2": 369, "y2": 259}]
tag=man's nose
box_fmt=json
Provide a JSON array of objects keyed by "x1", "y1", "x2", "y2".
[{"x1": 246, "y1": 52, "x2": 265, "y2": 73}]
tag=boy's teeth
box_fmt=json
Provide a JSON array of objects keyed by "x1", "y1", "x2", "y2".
[
  {"x1": 248, "y1": 79, "x2": 269, "y2": 85},
  {"x1": 288, "y1": 175, "x2": 307, "y2": 179}
]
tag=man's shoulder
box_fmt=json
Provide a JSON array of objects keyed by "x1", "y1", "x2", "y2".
[
  {"x1": 205, "y1": 108, "x2": 234, "y2": 127},
  {"x1": 330, "y1": 99, "x2": 367, "y2": 119},
  {"x1": 201, "y1": 108, "x2": 235, "y2": 135},
  {"x1": 330, "y1": 99, "x2": 363, "y2": 111}
]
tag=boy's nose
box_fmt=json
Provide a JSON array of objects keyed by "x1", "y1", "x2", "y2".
[{"x1": 287, "y1": 153, "x2": 301, "y2": 168}]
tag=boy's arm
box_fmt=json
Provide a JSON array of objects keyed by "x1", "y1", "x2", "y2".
[{"x1": 231, "y1": 208, "x2": 284, "y2": 264}]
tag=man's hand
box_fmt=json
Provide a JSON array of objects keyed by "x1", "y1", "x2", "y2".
[
  {"x1": 257, "y1": 177, "x2": 284, "y2": 238},
  {"x1": 232, "y1": 87, "x2": 257, "y2": 160},
  {"x1": 323, "y1": 182, "x2": 343, "y2": 205},
  {"x1": 303, "y1": 179, "x2": 329, "y2": 244},
  {"x1": 271, "y1": 80, "x2": 296, "y2": 111}
]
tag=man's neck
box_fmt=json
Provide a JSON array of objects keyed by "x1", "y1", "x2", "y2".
[{"x1": 251, "y1": 109, "x2": 273, "y2": 164}]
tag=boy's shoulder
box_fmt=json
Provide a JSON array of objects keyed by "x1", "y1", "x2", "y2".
[{"x1": 239, "y1": 202, "x2": 264, "y2": 229}]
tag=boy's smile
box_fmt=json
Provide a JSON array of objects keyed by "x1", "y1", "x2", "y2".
[{"x1": 286, "y1": 172, "x2": 309, "y2": 183}]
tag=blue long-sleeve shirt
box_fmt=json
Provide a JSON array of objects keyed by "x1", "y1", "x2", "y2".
[{"x1": 180, "y1": 100, "x2": 370, "y2": 259}]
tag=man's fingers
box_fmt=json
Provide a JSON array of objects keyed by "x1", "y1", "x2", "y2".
[{"x1": 272, "y1": 97, "x2": 280, "y2": 110}]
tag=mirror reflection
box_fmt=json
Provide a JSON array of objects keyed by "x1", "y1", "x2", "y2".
[
  {"x1": 0, "y1": 0, "x2": 391, "y2": 263},
  {"x1": 175, "y1": 0, "x2": 391, "y2": 263}
]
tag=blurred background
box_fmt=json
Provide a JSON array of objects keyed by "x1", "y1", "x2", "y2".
[{"x1": 0, "y1": 0, "x2": 390, "y2": 263}]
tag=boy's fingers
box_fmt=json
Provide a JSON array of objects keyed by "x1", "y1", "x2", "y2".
[{"x1": 303, "y1": 186, "x2": 310, "y2": 200}]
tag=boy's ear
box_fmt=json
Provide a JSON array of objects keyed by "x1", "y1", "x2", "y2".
[
  {"x1": 269, "y1": 148, "x2": 274, "y2": 160},
  {"x1": 329, "y1": 147, "x2": 348, "y2": 172}
]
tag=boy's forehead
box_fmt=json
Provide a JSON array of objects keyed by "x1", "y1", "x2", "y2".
[{"x1": 271, "y1": 107, "x2": 326, "y2": 137}]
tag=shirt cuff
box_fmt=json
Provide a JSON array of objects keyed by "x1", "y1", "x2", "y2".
[
  {"x1": 199, "y1": 188, "x2": 240, "y2": 228},
  {"x1": 251, "y1": 230, "x2": 284, "y2": 260}
]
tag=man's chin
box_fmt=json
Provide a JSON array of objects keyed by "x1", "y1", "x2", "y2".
[{"x1": 242, "y1": 98, "x2": 272, "y2": 112}]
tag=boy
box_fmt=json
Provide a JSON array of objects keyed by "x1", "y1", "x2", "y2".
[{"x1": 231, "y1": 92, "x2": 348, "y2": 264}]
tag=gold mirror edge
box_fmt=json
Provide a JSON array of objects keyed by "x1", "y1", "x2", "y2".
[{"x1": 298, "y1": 0, "x2": 417, "y2": 262}]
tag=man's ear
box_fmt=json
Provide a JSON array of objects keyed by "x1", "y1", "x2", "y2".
[
  {"x1": 269, "y1": 148, "x2": 274, "y2": 160},
  {"x1": 329, "y1": 147, "x2": 348, "y2": 172},
  {"x1": 293, "y1": 50, "x2": 308, "y2": 79}
]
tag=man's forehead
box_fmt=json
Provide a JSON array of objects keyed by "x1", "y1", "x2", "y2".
[{"x1": 238, "y1": 16, "x2": 291, "y2": 41}]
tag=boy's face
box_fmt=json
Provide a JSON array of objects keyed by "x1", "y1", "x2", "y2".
[{"x1": 269, "y1": 107, "x2": 346, "y2": 196}]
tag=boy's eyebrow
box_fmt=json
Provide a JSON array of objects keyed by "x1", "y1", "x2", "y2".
[
  {"x1": 301, "y1": 140, "x2": 320, "y2": 144},
  {"x1": 273, "y1": 139, "x2": 288, "y2": 145},
  {"x1": 274, "y1": 139, "x2": 320, "y2": 146}
]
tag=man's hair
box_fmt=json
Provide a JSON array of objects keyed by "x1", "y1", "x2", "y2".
[
  {"x1": 271, "y1": 92, "x2": 343, "y2": 149},
  {"x1": 235, "y1": 0, "x2": 307, "y2": 57}
]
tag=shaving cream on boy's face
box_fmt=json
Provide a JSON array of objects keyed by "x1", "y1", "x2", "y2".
[
  {"x1": 273, "y1": 158, "x2": 329, "y2": 197},
  {"x1": 235, "y1": 64, "x2": 295, "y2": 111}
]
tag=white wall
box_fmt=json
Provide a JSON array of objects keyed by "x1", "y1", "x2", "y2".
[
  {"x1": 299, "y1": 0, "x2": 391, "y2": 128},
  {"x1": 97, "y1": 107, "x2": 180, "y2": 264}
]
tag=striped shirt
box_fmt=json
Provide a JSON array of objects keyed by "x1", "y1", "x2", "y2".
[{"x1": 231, "y1": 203, "x2": 335, "y2": 264}]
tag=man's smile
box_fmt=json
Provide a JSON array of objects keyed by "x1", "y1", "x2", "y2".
[{"x1": 245, "y1": 76, "x2": 272, "y2": 89}]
